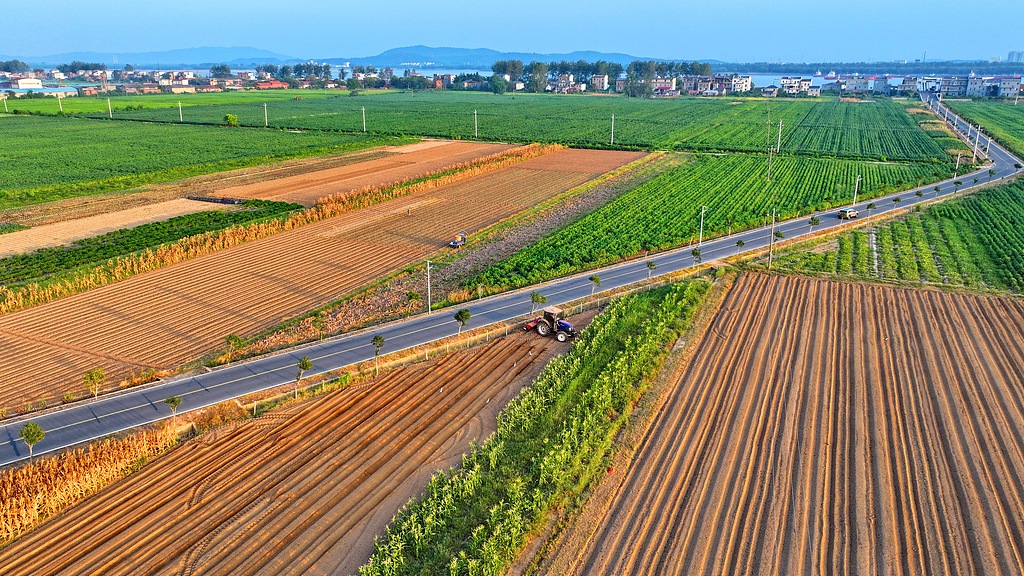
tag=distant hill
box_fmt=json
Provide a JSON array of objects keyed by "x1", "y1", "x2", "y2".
[
  {"x1": 334, "y1": 45, "x2": 722, "y2": 69},
  {"x1": 14, "y1": 47, "x2": 299, "y2": 69}
]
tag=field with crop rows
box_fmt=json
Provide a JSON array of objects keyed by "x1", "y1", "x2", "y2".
[
  {"x1": 475, "y1": 153, "x2": 949, "y2": 288},
  {"x1": 0, "y1": 148, "x2": 639, "y2": 412},
  {"x1": 543, "y1": 273, "x2": 1024, "y2": 576},
  {"x1": 774, "y1": 181, "x2": 1024, "y2": 292},
  {"x1": 73, "y1": 92, "x2": 947, "y2": 161},
  {"x1": 363, "y1": 281, "x2": 710, "y2": 575},
  {"x1": 947, "y1": 100, "x2": 1024, "y2": 159},
  {"x1": 0, "y1": 200, "x2": 299, "y2": 286},
  {"x1": 0, "y1": 88, "x2": 343, "y2": 115},
  {"x1": 0, "y1": 115, "x2": 403, "y2": 209},
  {"x1": 0, "y1": 333, "x2": 564, "y2": 575},
  {"x1": 0, "y1": 198, "x2": 237, "y2": 258}
]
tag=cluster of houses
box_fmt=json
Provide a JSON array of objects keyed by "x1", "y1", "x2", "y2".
[
  {"x1": 0, "y1": 67, "x2": 342, "y2": 99},
  {"x1": 3, "y1": 65, "x2": 1022, "y2": 101}
]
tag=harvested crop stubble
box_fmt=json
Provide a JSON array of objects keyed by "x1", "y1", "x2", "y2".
[
  {"x1": 0, "y1": 148, "x2": 639, "y2": 412},
  {"x1": 0, "y1": 335, "x2": 562, "y2": 576},
  {"x1": 545, "y1": 273, "x2": 1024, "y2": 576}
]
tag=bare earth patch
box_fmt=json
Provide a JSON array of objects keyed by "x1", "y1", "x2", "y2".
[{"x1": 0, "y1": 199, "x2": 232, "y2": 258}]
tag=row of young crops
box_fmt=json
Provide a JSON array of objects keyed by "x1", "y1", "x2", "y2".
[
  {"x1": 0, "y1": 201, "x2": 300, "y2": 287},
  {"x1": 66, "y1": 92, "x2": 947, "y2": 161},
  {"x1": 360, "y1": 280, "x2": 710, "y2": 575},
  {"x1": 773, "y1": 181, "x2": 1024, "y2": 292},
  {"x1": 473, "y1": 153, "x2": 949, "y2": 289},
  {"x1": 946, "y1": 100, "x2": 1024, "y2": 159},
  {"x1": 0, "y1": 115, "x2": 403, "y2": 209}
]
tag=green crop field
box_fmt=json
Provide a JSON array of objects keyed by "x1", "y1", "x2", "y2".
[
  {"x1": 946, "y1": 100, "x2": 1024, "y2": 159},
  {"x1": 0, "y1": 115, "x2": 407, "y2": 209},
  {"x1": 0, "y1": 89, "x2": 343, "y2": 115},
  {"x1": 473, "y1": 153, "x2": 948, "y2": 289},
  {"x1": 773, "y1": 181, "x2": 1024, "y2": 292},
  {"x1": 0, "y1": 200, "x2": 300, "y2": 287},
  {"x1": 66, "y1": 91, "x2": 947, "y2": 161}
]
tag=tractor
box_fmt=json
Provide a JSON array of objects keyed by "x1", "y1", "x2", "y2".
[
  {"x1": 448, "y1": 233, "x2": 467, "y2": 248},
  {"x1": 523, "y1": 306, "x2": 578, "y2": 342}
]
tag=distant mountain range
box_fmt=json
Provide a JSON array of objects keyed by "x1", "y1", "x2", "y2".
[
  {"x1": 3, "y1": 45, "x2": 1011, "y2": 74},
  {"x1": 338, "y1": 45, "x2": 721, "y2": 69},
  {"x1": 2, "y1": 45, "x2": 718, "y2": 70}
]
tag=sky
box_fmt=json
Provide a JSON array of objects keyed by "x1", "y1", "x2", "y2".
[{"x1": 4, "y1": 0, "x2": 1023, "y2": 63}]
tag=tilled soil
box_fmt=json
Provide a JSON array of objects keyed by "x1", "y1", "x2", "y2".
[
  {"x1": 541, "y1": 273, "x2": 1024, "y2": 576},
  {"x1": 0, "y1": 332, "x2": 567, "y2": 576}
]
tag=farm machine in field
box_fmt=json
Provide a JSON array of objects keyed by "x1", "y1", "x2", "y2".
[
  {"x1": 523, "y1": 306, "x2": 578, "y2": 342},
  {"x1": 448, "y1": 233, "x2": 467, "y2": 248}
]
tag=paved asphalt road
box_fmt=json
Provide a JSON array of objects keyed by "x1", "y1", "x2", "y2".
[{"x1": 1, "y1": 97, "x2": 1020, "y2": 466}]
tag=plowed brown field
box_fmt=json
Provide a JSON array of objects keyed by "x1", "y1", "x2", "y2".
[
  {"x1": 544, "y1": 274, "x2": 1024, "y2": 576},
  {"x1": 0, "y1": 148, "x2": 642, "y2": 412},
  {"x1": 210, "y1": 141, "x2": 513, "y2": 206},
  {"x1": 0, "y1": 333, "x2": 565, "y2": 575}
]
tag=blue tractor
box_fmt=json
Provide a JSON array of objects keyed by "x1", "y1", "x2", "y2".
[{"x1": 523, "y1": 306, "x2": 578, "y2": 342}]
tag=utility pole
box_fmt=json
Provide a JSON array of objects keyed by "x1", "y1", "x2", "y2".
[
  {"x1": 972, "y1": 125, "x2": 980, "y2": 162},
  {"x1": 610, "y1": 114, "x2": 615, "y2": 146},
  {"x1": 767, "y1": 146, "x2": 773, "y2": 182},
  {"x1": 853, "y1": 174, "x2": 861, "y2": 207},
  {"x1": 107, "y1": 97, "x2": 112, "y2": 119},
  {"x1": 178, "y1": 101, "x2": 183, "y2": 122},
  {"x1": 776, "y1": 120, "x2": 783, "y2": 154},
  {"x1": 3, "y1": 98, "x2": 7, "y2": 113},
  {"x1": 425, "y1": 260, "x2": 432, "y2": 314},
  {"x1": 474, "y1": 109, "x2": 478, "y2": 138},
  {"x1": 768, "y1": 208, "x2": 777, "y2": 270},
  {"x1": 58, "y1": 94, "x2": 63, "y2": 113},
  {"x1": 361, "y1": 106, "x2": 366, "y2": 132},
  {"x1": 954, "y1": 152, "x2": 962, "y2": 178},
  {"x1": 698, "y1": 205, "x2": 706, "y2": 248},
  {"x1": 264, "y1": 103, "x2": 268, "y2": 127}
]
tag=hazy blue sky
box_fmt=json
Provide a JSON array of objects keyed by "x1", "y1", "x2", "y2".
[{"x1": 5, "y1": 0, "x2": 1023, "y2": 62}]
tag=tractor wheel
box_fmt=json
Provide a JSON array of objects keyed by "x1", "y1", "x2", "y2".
[
  {"x1": 536, "y1": 321, "x2": 551, "y2": 336},
  {"x1": 555, "y1": 331, "x2": 568, "y2": 342}
]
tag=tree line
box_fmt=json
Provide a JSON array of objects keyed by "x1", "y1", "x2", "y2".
[
  {"x1": 492, "y1": 58, "x2": 712, "y2": 94},
  {"x1": 56, "y1": 61, "x2": 108, "y2": 73}
]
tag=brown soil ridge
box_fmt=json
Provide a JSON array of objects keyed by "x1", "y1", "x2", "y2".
[{"x1": 539, "y1": 273, "x2": 1024, "y2": 576}]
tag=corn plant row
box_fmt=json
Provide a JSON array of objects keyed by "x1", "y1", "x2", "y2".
[
  {"x1": 360, "y1": 280, "x2": 711, "y2": 575},
  {"x1": 773, "y1": 181, "x2": 1024, "y2": 292},
  {"x1": 474, "y1": 153, "x2": 947, "y2": 290}
]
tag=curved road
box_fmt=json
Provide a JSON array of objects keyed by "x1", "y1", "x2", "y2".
[{"x1": 1, "y1": 97, "x2": 1020, "y2": 466}]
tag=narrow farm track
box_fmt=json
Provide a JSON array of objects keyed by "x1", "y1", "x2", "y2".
[
  {"x1": 0, "y1": 148, "x2": 640, "y2": 410},
  {"x1": 0, "y1": 333, "x2": 565, "y2": 576},
  {"x1": 544, "y1": 274, "x2": 1024, "y2": 576}
]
